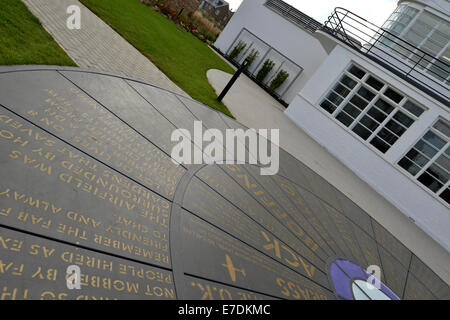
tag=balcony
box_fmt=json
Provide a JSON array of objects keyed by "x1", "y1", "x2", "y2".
[{"x1": 321, "y1": 8, "x2": 450, "y2": 108}]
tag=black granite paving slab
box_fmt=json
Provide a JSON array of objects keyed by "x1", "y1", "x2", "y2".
[{"x1": 0, "y1": 66, "x2": 447, "y2": 300}]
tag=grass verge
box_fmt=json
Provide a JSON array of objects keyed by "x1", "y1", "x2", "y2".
[
  {"x1": 0, "y1": 0, "x2": 76, "y2": 66},
  {"x1": 80, "y1": 0, "x2": 235, "y2": 117}
]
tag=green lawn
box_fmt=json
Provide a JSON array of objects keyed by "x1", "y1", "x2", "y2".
[
  {"x1": 80, "y1": 0, "x2": 235, "y2": 117},
  {"x1": 0, "y1": 0, "x2": 76, "y2": 66}
]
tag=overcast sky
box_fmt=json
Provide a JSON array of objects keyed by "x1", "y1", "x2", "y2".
[{"x1": 227, "y1": 0, "x2": 400, "y2": 26}]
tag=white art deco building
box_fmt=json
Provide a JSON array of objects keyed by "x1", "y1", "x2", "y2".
[{"x1": 215, "y1": 0, "x2": 450, "y2": 251}]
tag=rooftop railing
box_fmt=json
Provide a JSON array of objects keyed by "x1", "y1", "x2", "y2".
[
  {"x1": 322, "y1": 8, "x2": 450, "y2": 107},
  {"x1": 265, "y1": 0, "x2": 323, "y2": 33}
]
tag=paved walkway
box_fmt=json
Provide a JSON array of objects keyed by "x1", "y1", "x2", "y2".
[
  {"x1": 22, "y1": 0, "x2": 187, "y2": 96},
  {"x1": 207, "y1": 69, "x2": 450, "y2": 284}
]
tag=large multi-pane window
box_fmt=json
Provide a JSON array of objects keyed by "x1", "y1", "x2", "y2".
[
  {"x1": 380, "y1": 4, "x2": 419, "y2": 46},
  {"x1": 389, "y1": 11, "x2": 450, "y2": 84},
  {"x1": 398, "y1": 119, "x2": 450, "y2": 205},
  {"x1": 320, "y1": 65, "x2": 425, "y2": 154}
]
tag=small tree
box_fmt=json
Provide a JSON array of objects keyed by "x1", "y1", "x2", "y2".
[
  {"x1": 241, "y1": 42, "x2": 253, "y2": 60},
  {"x1": 269, "y1": 70, "x2": 290, "y2": 92},
  {"x1": 256, "y1": 59, "x2": 275, "y2": 83},
  {"x1": 229, "y1": 41, "x2": 247, "y2": 61},
  {"x1": 244, "y1": 48, "x2": 259, "y2": 71}
]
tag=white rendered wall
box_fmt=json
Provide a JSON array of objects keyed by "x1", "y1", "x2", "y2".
[
  {"x1": 393, "y1": 1, "x2": 449, "y2": 32},
  {"x1": 285, "y1": 43, "x2": 450, "y2": 251},
  {"x1": 214, "y1": 0, "x2": 328, "y2": 103},
  {"x1": 400, "y1": 0, "x2": 450, "y2": 16}
]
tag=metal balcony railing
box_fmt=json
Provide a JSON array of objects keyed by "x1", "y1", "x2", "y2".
[
  {"x1": 265, "y1": 0, "x2": 323, "y2": 33},
  {"x1": 322, "y1": 8, "x2": 450, "y2": 107}
]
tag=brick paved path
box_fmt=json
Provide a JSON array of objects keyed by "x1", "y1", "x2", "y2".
[{"x1": 22, "y1": 0, "x2": 188, "y2": 96}]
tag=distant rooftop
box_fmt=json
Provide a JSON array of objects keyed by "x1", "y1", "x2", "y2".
[
  {"x1": 202, "y1": 0, "x2": 229, "y2": 8},
  {"x1": 264, "y1": 0, "x2": 323, "y2": 33}
]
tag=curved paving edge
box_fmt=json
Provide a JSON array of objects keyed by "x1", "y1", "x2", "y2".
[{"x1": 0, "y1": 66, "x2": 448, "y2": 300}]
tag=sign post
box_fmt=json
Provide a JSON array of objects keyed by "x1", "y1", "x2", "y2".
[{"x1": 217, "y1": 58, "x2": 250, "y2": 102}]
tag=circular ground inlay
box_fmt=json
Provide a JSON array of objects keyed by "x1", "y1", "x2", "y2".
[{"x1": 0, "y1": 66, "x2": 448, "y2": 300}]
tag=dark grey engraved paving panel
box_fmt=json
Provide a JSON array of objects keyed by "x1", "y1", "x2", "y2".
[
  {"x1": 243, "y1": 165, "x2": 336, "y2": 258},
  {"x1": 299, "y1": 165, "x2": 348, "y2": 215},
  {"x1": 215, "y1": 111, "x2": 270, "y2": 170},
  {"x1": 128, "y1": 81, "x2": 198, "y2": 130},
  {"x1": 0, "y1": 227, "x2": 175, "y2": 300},
  {"x1": 319, "y1": 203, "x2": 369, "y2": 268},
  {"x1": 0, "y1": 67, "x2": 448, "y2": 300},
  {"x1": 185, "y1": 276, "x2": 278, "y2": 300},
  {"x1": 403, "y1": 272, "x2": 437, "y2": 300},
  {"x1": 349, "y1": 222, "x2": 382, "y2": 268},
  {"x1": 176, "y1": 95, "x2": 241, "y2": 163},
  {"x1": 278, "y1": 175, "x2": 368, "y2": 267},
  {"x1": 125, "y1": 80, "x2": 227, "y2": 163},
  {"x1": 178, "y1": 96, "x2": 230, "y2": 133},
  {"x1": 372, "y1": 220, "x2": 412, "y2": 268},
  {"x1": 177, "y1": 96, "x2": 270, "y2": 167},
  {"x1": 182, "y1": 175, "x2": 329, "y2": 287},
  {"x1": 220, "y1": 164, "x2": 372, "y2": 268},
  {"x1": 377, "y1": 245, "x2": 408, "y2": 298},
  {"x1": 0, "y1": 107, "x2": 171, "y2": 268},
  {"x1": 0, "y1": 70, "x2": 185, "y2": 199},
  {"x1": 196, "y1": 165, "x2": 330, "y2": 265},
  {"x1": 408, "y1": 255, "x2": 450, "y2": 300},
  {"x1": 59, "y1": 71, "x2": 180, "y2": 155},
  {"x1": 277, "y1": 145, "x2": 373, "y2": 236},
  {"x1": 333, "y1": 193, "x2": 374, "y2": 237},
  {"x1": 276, "y1": 148, "x2": 315, "y2": 191},
  {"x1": 179, "y1": 210, "x2": 334, "y2": 300},
  {"x1": 270, "y1": 175, "x2": 348, "y2": 259}
]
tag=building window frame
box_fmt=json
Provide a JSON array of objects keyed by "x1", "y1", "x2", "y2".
[
  {"x1": 396, "y1": 118, "x2": 450, "y2": 207},
  {"x1": 381, "y1": 4, "x2": 420, "y2": 42},
  {"x1": 319, "y1": 63, "x2": 427, "y2": 156},
  {"x1": 391, "y1": 9, "x2": 450, "y2": 85},
  {"x1": 225, "y1": 28, "x2": 304, "y2": 99}
]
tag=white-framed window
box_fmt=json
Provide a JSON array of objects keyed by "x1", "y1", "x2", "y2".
[
  {"x1": 381, "y1": 4, "x2": 419, "y2": 45},
  {"x1": 398, "y1": 119, "x2": 450, "y2": 205},
  {"x1": 390, "y1": 11, "x2": 450, "y2": 85},
  {"x1": 319, "y1": 64, "x2": 426, "y2": 154}
]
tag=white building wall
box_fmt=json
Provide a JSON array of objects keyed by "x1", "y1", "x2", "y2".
[
  {"x1": 285, "y1": 42, "x2": 450, "y2": 251},
  {"x1": 404, "y1": 0, "x2": 450, "y2": 16},
  {"x1": 214, "y1": 0, "x2": 328, "y2": 103}
]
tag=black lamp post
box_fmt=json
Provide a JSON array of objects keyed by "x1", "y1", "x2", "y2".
[{"x1": 217, "y1": 58, "x2": 250, "y2": 102}]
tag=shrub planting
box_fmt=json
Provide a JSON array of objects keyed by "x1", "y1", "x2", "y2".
[
  {"x1": 269, "y1": 69, "x2": 290, "y2": 92},
  {"x1": 256, "y1": 59, "x2": 275, "y2": 83}
]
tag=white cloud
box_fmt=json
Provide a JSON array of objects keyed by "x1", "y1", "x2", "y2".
[{"x1": 227, "y1": 0, "x2": 399, "y2": 26}]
